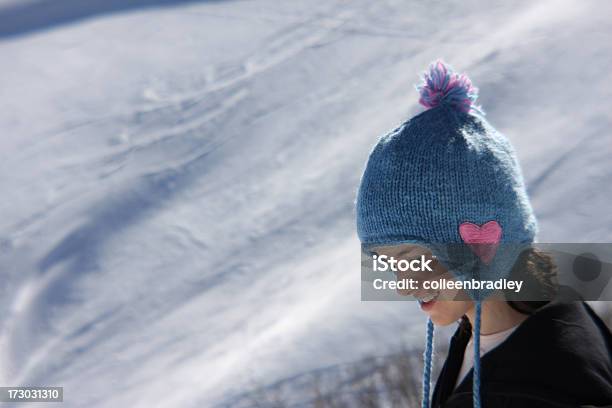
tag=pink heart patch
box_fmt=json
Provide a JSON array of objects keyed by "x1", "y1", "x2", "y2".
[{"x1": 458, "y1": 221, "x2": 502, "y2": 264}]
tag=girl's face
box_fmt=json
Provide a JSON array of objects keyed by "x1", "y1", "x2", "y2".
[{"x1": 375, "y1": 244, "x2": 474, "y2": 326}]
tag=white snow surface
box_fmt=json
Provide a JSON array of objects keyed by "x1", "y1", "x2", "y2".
[{"x1": 0, "y1": 0, "x2": 611, "y2": 406}]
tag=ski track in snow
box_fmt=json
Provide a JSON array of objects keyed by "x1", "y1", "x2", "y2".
[{"x1": 0, "y1": 0, "x2": 611, "y2": 406}]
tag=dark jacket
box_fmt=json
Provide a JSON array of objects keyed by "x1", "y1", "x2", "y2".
[{"x1": 432, "y1": 302, "x2": 612, "y2": 408}]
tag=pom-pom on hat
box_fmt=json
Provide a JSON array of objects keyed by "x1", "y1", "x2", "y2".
[
  {"x1": 417, "y1": 59, "x2": 481, "y2": 114},
  {"x1": 355, "y1": 60, "x2": 538, "y2": 408}
]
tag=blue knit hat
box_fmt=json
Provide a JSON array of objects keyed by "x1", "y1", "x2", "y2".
[{"x1": 355, "y1": 60, "x2": 538, "y2": 408}]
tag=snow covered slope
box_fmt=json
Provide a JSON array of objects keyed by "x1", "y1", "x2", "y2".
[{"x1": 0, "y1": 0, "x2": 611, "y2": 406}]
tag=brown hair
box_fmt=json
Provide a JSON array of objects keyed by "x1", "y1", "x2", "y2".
[{"x1": 459, "y1": 247, "x2": 557, "y2": 333}]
